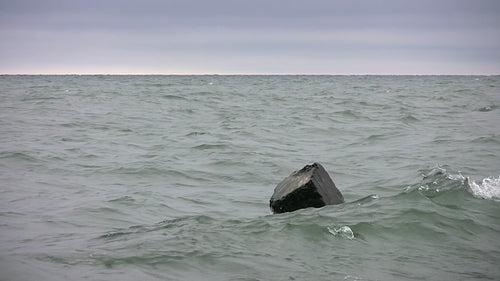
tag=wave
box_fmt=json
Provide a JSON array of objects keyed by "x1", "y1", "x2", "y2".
[
  {"x1": 55, "y1": 165, "x2": 499, "y2": 280},
  {"x1": 400, "y1": 114, "x2": 419, "y2": 123},
  {"x1": 108, "y1": 195, "x2": 136, "y2": 203},
  {"x1": 327, "y1": 225, "x2": 354, "y2": 239},
  {"x1": 415, "y1": 165, "x2": 500, "y2": 201},
  {"x1": 471, "y1": 134, "x2": 500, "y2": 145},
  {"x1": 474, "y1": 104, "x2": 498, "y2": 112},
  {"x1": 92, "y1": 165, "x2": 498, "y2": 243},
  {"x1": 91, "y1": 166, "x2": 496, "y2": 247},
  {"x1": 192, "y1": 143, "x2": 229, "y2": 150},
  {"x1": 468, "y1": 176, "x2": 500, "y2": 201},
  {"x1": 160, "y1": 94, "x2": 187, "y2": 100},
  {"x1": 0, "y1": 151, "x2": 39, "y2": 162},
  {"x1": 21, "y1": 95, "x2": 63, "y2": 102}
]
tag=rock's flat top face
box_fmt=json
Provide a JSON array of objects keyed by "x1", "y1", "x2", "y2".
[
  {"x1": 270, "y1": 164, "x2": 315, "y2": 201},
  {"x1": 270, "y1": 163, "x2": 344, "y2": 213}
]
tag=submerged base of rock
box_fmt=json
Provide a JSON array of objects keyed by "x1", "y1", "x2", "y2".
[{"x1": 270, "y1": 163, "x2": 344, "y2": 214}]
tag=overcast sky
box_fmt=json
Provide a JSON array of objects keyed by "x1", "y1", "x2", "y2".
[{"x1": 1, "y1": 0, "x2": 500, "y2": 74}]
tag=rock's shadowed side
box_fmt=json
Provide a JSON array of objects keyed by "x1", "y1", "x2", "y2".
[{"x1": 270, "y1": 163, "x2": 344, "y2": 214}]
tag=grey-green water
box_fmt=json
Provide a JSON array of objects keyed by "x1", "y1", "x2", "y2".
[{"x1": 0, "y1": 75, "x2": 499, "y2": 280}]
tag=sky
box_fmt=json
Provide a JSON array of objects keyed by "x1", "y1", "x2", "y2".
[{"x1": 1, "y1": 0, "x2": 500, "y2": 75}]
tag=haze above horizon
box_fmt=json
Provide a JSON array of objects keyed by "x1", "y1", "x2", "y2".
[{"x1": 1, "y1": 0, "x2": 499, "y2": 75}]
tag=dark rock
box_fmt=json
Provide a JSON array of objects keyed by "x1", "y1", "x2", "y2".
[{"x1": 270, "y1": 163, "x2": 344, "y2": 214}]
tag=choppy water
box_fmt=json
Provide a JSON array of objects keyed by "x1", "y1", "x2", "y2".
[{"x1": 0, "y1": 75, "x2": 499, "y2": 280}]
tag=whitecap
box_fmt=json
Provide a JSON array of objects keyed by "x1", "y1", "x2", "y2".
[
  {"x1": 447, "y1": 171, "x2": 468, "y2": 185},
  {"x1": 344, "y1": 275, "x2": 364, "y2": 280},
  {"x1": 467, "y1": 176, "x2": 500, "y2": 201},
  {"x1": 328, "y1": 225, "x2": 354, "y2": 239}
]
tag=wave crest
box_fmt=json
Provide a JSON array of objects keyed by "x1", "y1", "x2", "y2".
[
  {"x1": 417, "y1": 165, "x2": 500, "y2": 201},
  {"x1": 467, "y1": 176, "x2": 500, "y2": 201},
  {"x1": 327, "y1": 225, "x2": 354, "y2": 240}
]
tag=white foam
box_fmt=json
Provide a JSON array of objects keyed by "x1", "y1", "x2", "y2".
[
  {"x1": 468, "y1": 176, "x2": 500, "y2": 201},
  {"x1": 344, "y1": 275, "x2": 364, "y2": 280},
  {"x1": 447, "y1": 172, "x2": 466, "y2": 182},
  {"x1": 421, "y1": 166, "x2": 499, "y2": 201},
  {"x1": 328, "y1": 225, "x2": 354, "y2": 239}
]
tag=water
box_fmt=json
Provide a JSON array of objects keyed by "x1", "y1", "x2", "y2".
[{"x1": 0, "y1": 75, "x2": 499, "y2": 280}]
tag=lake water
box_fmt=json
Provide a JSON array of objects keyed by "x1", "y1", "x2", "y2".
[{"x1": 1, "y1": 75, "x2": 499, "y2": 280}]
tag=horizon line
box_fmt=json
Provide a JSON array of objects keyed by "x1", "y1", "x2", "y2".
[{"x1": 1, "y1": 73, "x2": 499, "y2": 76}]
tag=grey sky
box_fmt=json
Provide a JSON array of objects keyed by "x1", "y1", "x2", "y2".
[{"x1": 1, "y1": 0, "x2": 499, "y2": 74}]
